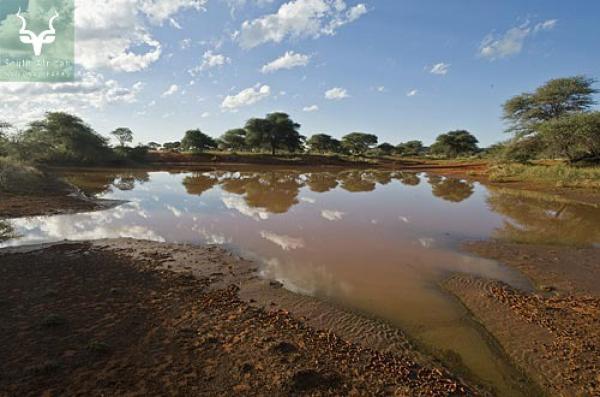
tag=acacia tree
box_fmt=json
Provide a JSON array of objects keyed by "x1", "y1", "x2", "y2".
[
  {"x1": 181, "y1": 129, "x2": 217, "y2": 152},
  {"x1": 341, "y1": 132, "x2": 378, "y2": 156},
  {"x1": 306, "y1": 134, "x2": 338, "y2": 153},
  {"x1": 396, "y1": 140, "x2": 424, "y2": 157},
  {"x1": 503, "y1": 76, "x2": 597, "y2": 137},
  {"x1": 147, "y1": 142, "x2": 161, "y2": 150},
  {"x1": 0, "y1": 121, "x2": 11, "y2": 138},
  {"x1": 245, "y1": 113, "x2": 304, "y2": 155},
  {"x1": 220, "y1": 128, "x2": 247, "y2": 151},
  {"x1": 537, "y1": 112, "x2": 600, "y2": 163},
  {"x1": 377, "y1": 142, "x2": 395, "y2": 156},
  {"x1": 111, "y1": 127, "x2": 134, "y2": 147},
  {"x1": 430, "y1": 130, "x2": 479, "y2": 158}
]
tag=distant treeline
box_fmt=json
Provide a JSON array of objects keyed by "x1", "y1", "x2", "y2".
[{"x1": 0, "y1": 75, "x2": 598, "y2": 166}]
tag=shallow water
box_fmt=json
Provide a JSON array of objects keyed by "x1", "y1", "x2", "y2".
[{"x1": 3, "y1": 168, "x2": 599, "y2": 395}]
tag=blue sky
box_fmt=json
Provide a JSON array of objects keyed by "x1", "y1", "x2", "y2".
[{"x1": 2, "y1": 0, "x2": 599, "y2": 146}]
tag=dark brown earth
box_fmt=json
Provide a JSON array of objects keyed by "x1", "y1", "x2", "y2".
[
  {"x1": 0, "y1": 242, "x2": 479, "y2": 397},
  {"x1": 443, "y1": 241, "x2": 600, "y2": 397},
  {"x1": 0, "y1": 193, "x2": 104, "y2": 218}
]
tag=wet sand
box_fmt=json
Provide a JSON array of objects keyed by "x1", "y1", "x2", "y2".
[
  {"x1": 0, "y1": 240, "x2": 478, "y2": 396},
  {"x1": 444, "y1": 241, "x2": 600, "y2": 396}
]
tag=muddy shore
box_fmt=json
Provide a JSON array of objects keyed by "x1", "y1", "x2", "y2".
[
  {"x1": 0, "y1": 240, "x2": 478, "y2": 396},
  {"x1": 443, "y1": 241, "x2": 600, "y2": 396}
]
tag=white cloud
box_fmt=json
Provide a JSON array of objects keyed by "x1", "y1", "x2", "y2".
[
  {"x1": 429, "y1": 63, "x2": 450, "y2": 75},
  {"x1": 221, "y1": 84, "x2": 271, "y2": 110},
  {"x1": 189, "y1": 51, "x2": 231, "y2": 75},
  {"x1": 201, "y1": 112, "x2": 211, "y2": 118},
  {"x1": 75, "y1": 0, "x2": 206, "y2": 72},
  {"x1": 303, "y1": 104, "x2": 319, "y2": 112},
  {"x1": 407, "y1": 89, "x2": 418, "y2": 97},
  {"x1": 0, "y1": 72, "x2": 143, "y2": 124},
  {"x1": 325, "y1": 87, "x2": 349, "y2": 100},
  {"x1": 479, "y1": 19, "x2": 557, "y2": 60},
  {"x1": 261, "y1": 51, "x2": 311, "y2": 73},
  {"x1": 321, "y1": 210, "x2": 345, "y2": 221},
  {"x1": 162, "y1": 84, "x2": 179, "y2": 97},
  {"x1": 237, "y1": 0, "x2": 368, "y2": 49},
  {"x1": 376, "y1": 86, "x2": 386, "y2": 93}
]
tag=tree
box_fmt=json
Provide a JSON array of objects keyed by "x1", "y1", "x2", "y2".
[
  {"x1": 245, "y1": 113, "x2": 304, "y2": 155},
  {"x1": 15, "y1": 112, "x2": 111, "y2": 164},
  {"x1": 147, "y1": 142, "x2": 161, "y2": 150},
  {"x1": 376, "y1": 142, "x2": 395, "y2": 156},
  {"x1": 430, "y1": 130, "x2": 479, "y2": 158},
  {"x1": 0, "y1": 121, "x2": 12, "y2": 138},
  {"x1": 396, "y1": 140, "x2": 424, "y2": 157},
  {"x1": 220, "y1": 128, "x2": 247, "y2": 151},
  {"x1": 111, "y1": 127, "x2": 133, "y2": 147},
  {"x1": 307, "y1": 134, "x2": 337, "y2": 153},
  {"x1": 341, "y1": 132, "x2": 378, "y2": 156},
  {"x1": 181, "y1": 129, "x2": 217, "y2": 152},
  {"x1": 537, "y1": 111, "x2": 600, "y2": 163},
  {"x1": 162, "y1": 141, "x2": 181, "y2": 151},
  {"x1": 503, "y1": 76, "x2": 597, "y2": 137}
]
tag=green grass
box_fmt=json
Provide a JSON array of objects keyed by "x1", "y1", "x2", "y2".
[{"x1": 488, "y1": 163, "x2": 600, "y2": 189}]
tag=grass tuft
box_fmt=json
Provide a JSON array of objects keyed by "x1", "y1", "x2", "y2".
[{"x1": 488, "y1": 163, "x2": 600, "y2": 189}]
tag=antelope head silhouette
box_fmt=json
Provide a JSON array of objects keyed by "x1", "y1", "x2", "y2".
[{"x1": 16, "y1": 8, "x2": 59, "y2": 56}]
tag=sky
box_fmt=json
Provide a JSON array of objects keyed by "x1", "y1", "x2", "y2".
[{"x1": 1, "y1": 0, "x2": 600, "y2": 147}]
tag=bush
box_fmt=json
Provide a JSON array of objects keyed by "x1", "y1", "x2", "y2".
[{"x1": 488, "y1": 163, "x2": 600, "y2": 188}]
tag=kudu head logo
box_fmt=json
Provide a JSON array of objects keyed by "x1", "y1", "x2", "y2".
[{"x1": 16, "y1": 8, "x2": 59, "y2": 56}]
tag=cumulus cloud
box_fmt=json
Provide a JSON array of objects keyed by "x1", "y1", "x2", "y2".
[
  {"x1": 75, "y1": 0, "x2": 206, "y2": 72},
  {"x1": 406, "y1": 89, "x2": 418, "y2": 97},
  {"x1": 303, "y1": 104, "x2": 319, "y2": 112},
  {"x1": 261, "y1": 51, "x2": 311, "y2": 73},
  {"x1": 429, "y1": 63, "x2": 450, "y2": 75},
  {"x1": 221, "y1": 84, "x2": 271, "y2": 110},
  {"x1": 479, "y1": 19, "x2": 557, "y2": 60},
  {"x1": 324, "y1": 87, "x2": 349, "y2": 100},
  {"x1": 161, "y1": 84, "x2": 179, "y2": 97},
  {"x1": 236, "y1": 0, "x2": 367, "y2": 49},
  {"x1": 0, "y1": 72, "x2": 143, "y2": 124},
  {"x1": 189, "y1": 50, "x2": 231, "y2": 75}
]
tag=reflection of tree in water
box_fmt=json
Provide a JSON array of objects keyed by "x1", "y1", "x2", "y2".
[
  {"x1": 305, "y1": 172, "x2": 338, "y2": 193},
  {"x1": 220, "y1": 172, "x2": 304, "y2": 214},
  {"x1": 0, "y1": 220, "x2": 17, "y2": 242},
  {"x1": 487, "y1": 189, "x2": 600, "y2": 246},
  {"x1": 369, "y1": 171, "x2": 393, "y2": 185},
  {"x1": 339, "y1": 171, "x2": 376, "y2": 192},
  {"x1": 428, "y1": 176, "x2": 474, "y2": 203},
  {"x1": 394, "y1": 172, "x2": 421, "y2": 186},
  {"x1": 182, "y1": 173, "x2": 218, "y2": 196},
  {"x1": 62, "y1": 170, "x2": 150, "y2": 195}
]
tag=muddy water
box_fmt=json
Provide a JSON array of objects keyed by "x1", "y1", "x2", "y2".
[{"x1": 3, "y1": 168, "x2": 600, "y2": 395}]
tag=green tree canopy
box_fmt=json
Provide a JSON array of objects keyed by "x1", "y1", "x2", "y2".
[
  {"x1": 0, "y1": 121, "x2": 12, "y2": 138},
  {"x1": 181, "y1": 129, "x2": 217, "y2": 152},
  {"x1": 306, "y1": 133, "x2": 338, "y2": 153},
  {"x1": 503, "y1": 76, "x2": 597, "y2": 137},
  {"x1": 16, "y1": 112, "x2": 111, "y2": 164},
  {"x1": 245, "y1": 112, "x2": 304, "y2": 155},
  {"x1": 111, "y1": 127, "x2": 134, "y2": 147},
  {"x1": 147, "y1": 142, "x2": 161, "y2": 150},
  {"x1": 430, "y1": 130, "x2": 479, "y2": 158},
  {"x1": 537, "y1": 111, "x2": 600, "y2": 163},
  {"x1": 376, "y1": 142, "x2": 395, "y2": 156},
  {"x1": 341, "y1": 132, "x2": 378, "y2": 155},
  {"x1": 220, "y1": 128, "x2": 247, "y2": 151},
  {"x1": 162, "y1": 141, "x2": 181, "y2": 150},
  {"x1": 396, "y1": 140, "x2": 424, "y2": 157}
]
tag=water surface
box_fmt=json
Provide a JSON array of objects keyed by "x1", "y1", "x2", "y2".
[{"x1": 3, "y1": 168, "x2": 599, "y2": 395}]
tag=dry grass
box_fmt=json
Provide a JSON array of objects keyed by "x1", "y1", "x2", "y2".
[{"x1": 488, "y1": 163, "x2": 600, "y2": 189}]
